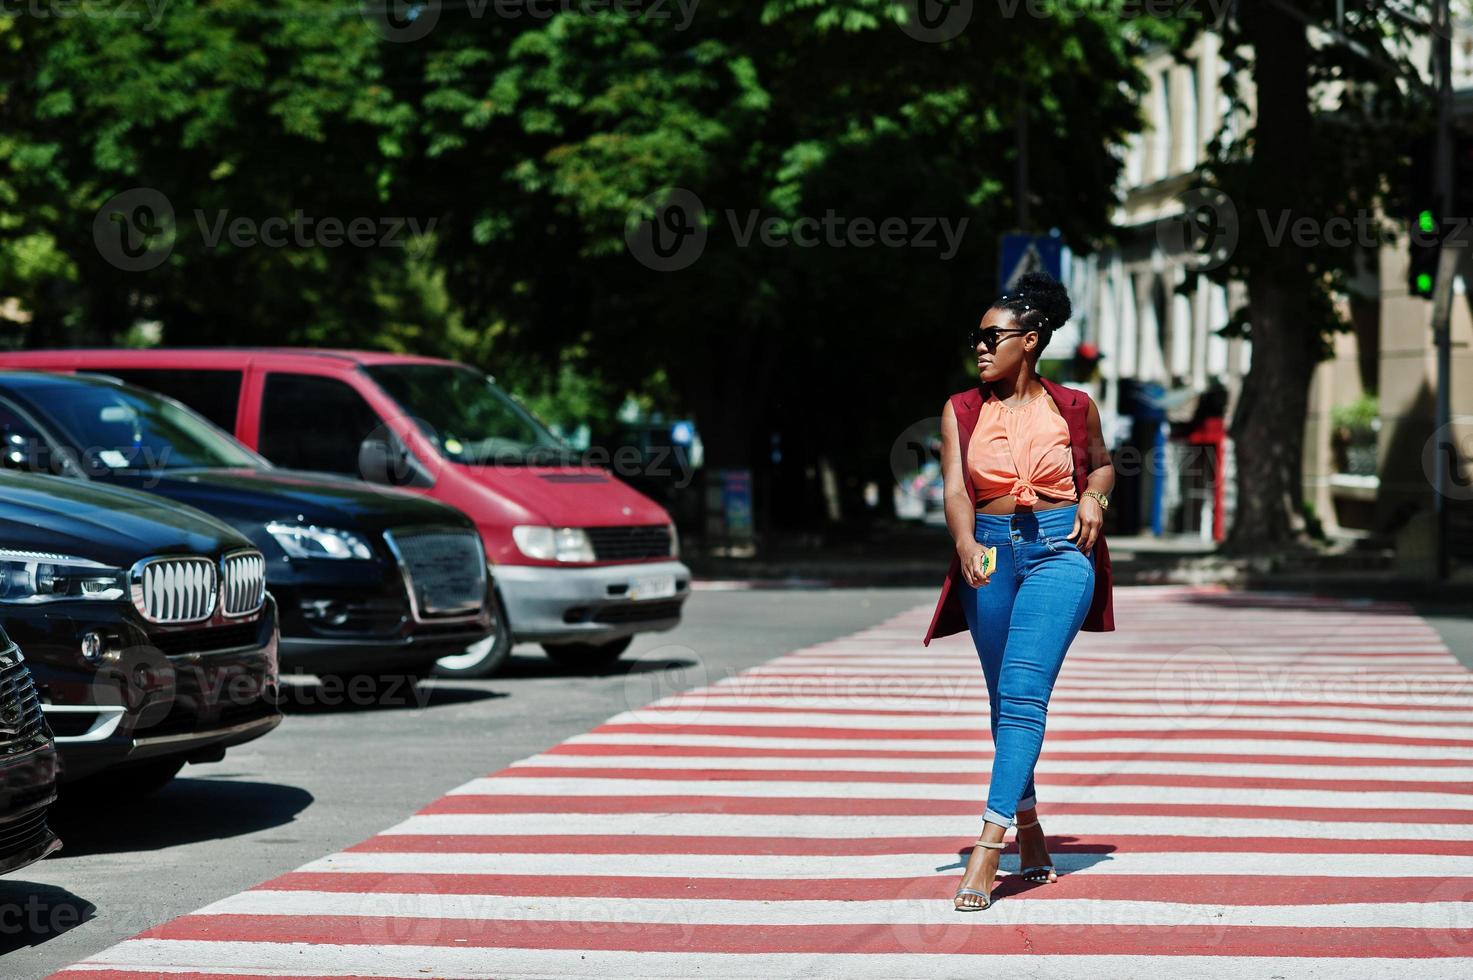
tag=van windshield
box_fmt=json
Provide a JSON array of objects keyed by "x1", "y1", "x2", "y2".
[
  {"x1": 364, "y1": 364, "x2": 576, "y2": 466},
  {"x1": 19, "y1": 382, "x2": 263, "y2": 471}
]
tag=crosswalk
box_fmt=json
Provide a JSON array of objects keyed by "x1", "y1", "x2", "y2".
[{"x1": 49, "y1": 585, "x2": 1473, "y2": 978}]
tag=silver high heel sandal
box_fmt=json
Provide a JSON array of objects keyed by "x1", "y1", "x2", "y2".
[
  {"x1": 953, "y1": 838, "x2": 1006, "y2": 911},
  {"x1": 1015, "y1": 818, "x2": 1058, "y2": 883}
]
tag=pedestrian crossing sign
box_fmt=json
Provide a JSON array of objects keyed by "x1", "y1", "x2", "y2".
[{"x1": 999, "y1": 233, "x2": 1063, "y2": 290}]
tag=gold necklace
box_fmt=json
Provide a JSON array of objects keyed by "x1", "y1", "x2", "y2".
[{"x1": 992, "y1": 385, "x2": 1045, "y2": 411}]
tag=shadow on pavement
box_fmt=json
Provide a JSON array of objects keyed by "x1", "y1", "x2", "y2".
[
  {"x1": 0, "y1": 882, "x2": 94, "y2": 956},
  {"x1": 492, "y1": 650, "x2": 700, "y2": 680},
  {"x1": 276, "y1": 676, "x2": 508, "y2": 715},
  {"x1": 47, "y1": 777, "x2": 313, "y2": 857}
]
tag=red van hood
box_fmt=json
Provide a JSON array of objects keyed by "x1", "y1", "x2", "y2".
[{"x1": 457, "y1": 465, "x2": 672, "y2": 526}]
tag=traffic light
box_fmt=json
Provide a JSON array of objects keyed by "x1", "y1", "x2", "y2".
[
  {"x1": 1404, "y1": 128, "x2": 1473, "y2": 299},
  {"x1": 1409, "y1": 207, "x2": 1439, "y2": 298},
  {"x1": 1406, "y1": 133, "x2": 1441, "y2": 299}
]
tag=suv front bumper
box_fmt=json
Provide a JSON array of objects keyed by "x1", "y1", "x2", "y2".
[
  {"x1": 495, "y1": 560, "x2": 690, "y2": 644},
  {"x1": 3, "y1": 598, "x2": 283, "y2": 782}
]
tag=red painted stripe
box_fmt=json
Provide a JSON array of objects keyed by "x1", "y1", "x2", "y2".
[
  {"x1": 684, "y1": 693, "x2": 1473, "y2": 713},
  {"x1": 625, "y1": 706, "x2": 1473, "y2": 729},
  {"x1": 137, "y1": 915, "x2": 1466, "y2": 956},
  {"x1": 343, "y1": 834, "x2": 1473, "y2": 857},
  {"x1": 543, "y1": 743, "x2": 1473, "y2": 766},
  {"x1": 419, "y1": 794, "x2": 1473, "y2": 823},
  {"x1": 46, "y1": 975, "x2": 408, "y2": 980},
  {"x1": 496, "y1": 766, "x2": 1473, "y2": 795},
  {"x1": 258, "y1": 871, "x2": 1473, "y2": 906},
  {"x1": 590, "y1": 722, "x2": 1473, "y2": 747}
]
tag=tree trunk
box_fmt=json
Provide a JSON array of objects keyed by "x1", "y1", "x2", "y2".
[{"x1": 1223, "y1": 0, "x2": 1322, "y2": 553}]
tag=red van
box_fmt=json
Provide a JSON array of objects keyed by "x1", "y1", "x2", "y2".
[{"x1": 0, "y1": 349, "x2": 690, "y2": 676}]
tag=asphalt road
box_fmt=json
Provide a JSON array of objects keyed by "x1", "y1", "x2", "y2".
[{"x1": 0, "y1": 587, "x2": 934, "y2": 980}]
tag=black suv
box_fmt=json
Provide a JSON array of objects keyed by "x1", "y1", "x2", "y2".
[
  {"x1": 0, "y1": 373, "x2": 494, "y2": 688},
  {"x1": 0, "y1": 471, "x2": 280, "y2": 790},
  {"x1": 0, "y1": 628, "x2": 62, "y2": 874}
]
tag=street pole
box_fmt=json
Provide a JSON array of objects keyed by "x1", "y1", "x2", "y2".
[
  {"x1": 1017, "y1": 78, "x2": 1029, "y2": 231},
  {"x1": 1431, "y1": 0, "x2": 1455, "y2": 580}
]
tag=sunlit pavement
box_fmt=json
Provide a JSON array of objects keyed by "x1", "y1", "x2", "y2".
[{"x1": 37, "y1": 586, "x2": 1473, "y2": 978}]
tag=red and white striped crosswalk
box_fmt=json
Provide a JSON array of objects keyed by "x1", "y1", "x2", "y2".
[{"x1": 49, "y1": 585, "x2": 1473, "y2": 978}]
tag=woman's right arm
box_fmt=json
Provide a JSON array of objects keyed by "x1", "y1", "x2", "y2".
[{"x1": 941, "y1": 400, "x2": 988, "y2": 587}]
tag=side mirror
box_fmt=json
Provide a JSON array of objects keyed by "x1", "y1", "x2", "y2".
[{"x1": 358, "y1": 435, "x2": 434, "y2": 489}]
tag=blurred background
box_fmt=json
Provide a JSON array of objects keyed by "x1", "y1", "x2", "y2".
[{"x1": 2, "y1": 0, "x2": 1471, "y2": 580}]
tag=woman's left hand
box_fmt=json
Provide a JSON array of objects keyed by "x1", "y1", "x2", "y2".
[{"x1": 1067, "y1": 495, "x2": 1104, "y2": 553}]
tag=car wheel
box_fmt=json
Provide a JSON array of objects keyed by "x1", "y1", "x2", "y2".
[
  {"x1": 433, "y1": 589, "x2": 513, "y2": 679},
  {"x1": 542, "y1": 636, "x2": 633, "y2": 671},
  {"x1": 70, "y1": 757, "x2": 186, "y2": 798}
]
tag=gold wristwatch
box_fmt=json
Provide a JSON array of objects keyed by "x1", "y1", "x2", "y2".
[{"x1": 1083, "y1": 490, "x2": 1110, "y2": 510}]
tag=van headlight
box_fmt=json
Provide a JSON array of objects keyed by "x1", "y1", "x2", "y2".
[
  {"x1": 512, "y1": 526, "x2": 596, "y2": 563},
  {"x1": 266, "y1": 522, "x2": 374, "y2": 560},
  {"x1": 0, "y1": 550, "x2": 127, "y2": 603}
]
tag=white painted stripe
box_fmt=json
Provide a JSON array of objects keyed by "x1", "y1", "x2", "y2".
[
  {"x1": 303, "y1": 847, "x2": 1473, "y2": 876},
  {"x1": 512, "y1": 754, "x2": 1473, "y2": 781},
  {"x1": 447, "y1": 776, "x2": 1473, "y2": 810},
  {"x1": 698, "y1": 684, "x2": 1473, "y2": 707},
  {"x1": 780, "y1": 652, "x2": 1457, "y2": 665},
  {"x1": 382, "y1": 813, "x2": 1473, "y2": 842},
  {"x1": 741, "y1": 666, "x2": 1473, "y2": 680},
  {"x1": 68, "y1": 946, "x2": 1473, "y2": 980},
  {"x1": 651, "y1": 697, "x2": 1473, "y2": 723},
  {"x1": 604, "y1": 709, "x2": 1473, "y2": 737},
  {"x1": 569, "y1": 733, "x2": 1473, "y2": 759},
  {"x1": 203, "y1": 890, "x2": 1466, "y2": 929}
]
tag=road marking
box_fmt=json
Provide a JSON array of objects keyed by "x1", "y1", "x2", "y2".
[{"x1": 52, "y1": 588, "x2": 1473, "y2": 977}]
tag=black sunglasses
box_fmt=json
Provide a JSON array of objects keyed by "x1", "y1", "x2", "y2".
[{"x1": 966, "y1": 325, "x2": 1030, "y2": 351}]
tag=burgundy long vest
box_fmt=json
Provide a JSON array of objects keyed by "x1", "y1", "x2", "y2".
[{"x1": 922, "y1": 376, "x2": 1116, "y2": 646}]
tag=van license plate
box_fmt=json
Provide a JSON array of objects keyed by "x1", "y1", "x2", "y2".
[{"x1": 629, "y1": 575, "x2": 677, "y2": 600}]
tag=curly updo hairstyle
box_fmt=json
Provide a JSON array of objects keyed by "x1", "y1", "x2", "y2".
[{"x1": 991, "y1": 271, "x2": 1072, "y2": 356}]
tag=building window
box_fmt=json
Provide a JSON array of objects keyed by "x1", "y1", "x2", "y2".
[
  {"x1": 1180, "y1": 63, "x2": 1199, "y2": 171},
  {"x1": 1154, "y1": 69, "x2": 1173, "y2": 179}
]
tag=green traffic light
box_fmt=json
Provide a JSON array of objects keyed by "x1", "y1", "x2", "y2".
[
  {"x1": 1416, "y1": 271, "x2": 1434, "y2": 294},
  {"x1": 1419, "y1": 210, "x2": 1437, "y2": 235}
]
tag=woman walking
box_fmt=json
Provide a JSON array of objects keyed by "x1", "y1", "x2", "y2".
[{"x1": 920, "y1": 271, "x2": 1116, "y2": 911}]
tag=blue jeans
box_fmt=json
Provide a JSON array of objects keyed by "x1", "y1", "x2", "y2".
[{"x1": 959, "y1": 502, "x2": 1096, "y2": 828}]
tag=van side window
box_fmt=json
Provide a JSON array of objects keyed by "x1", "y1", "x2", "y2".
[
  {"x1": 103, "y1": 369, "x2": 243, "y2": 432},
  {"x1": 258, "y1": 373, "x2": 381, "y2": 475}
]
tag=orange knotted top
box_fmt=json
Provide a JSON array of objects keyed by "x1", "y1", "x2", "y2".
[{"x1": 965, "y1": 388, "x2": 1077, "y2": 507}]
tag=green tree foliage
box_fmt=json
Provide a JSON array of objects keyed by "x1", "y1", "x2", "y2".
[
  {"x1": 2, "y1": 1, "x2": 1159, "y2": 527},
  {"x1": 1181, "y1": 2, "x2": 1431, "y2": 547}
]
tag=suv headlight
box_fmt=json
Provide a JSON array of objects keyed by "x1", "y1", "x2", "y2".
[
  {"x1": 266, "y1": 522, "x2": 374, "y2": 560},
  {"x1": 0, "y1": 550, "x2": 127, "y2": 603},
  {"x1": 512, "y1": 525, "x2": 596, "y2": 563}
]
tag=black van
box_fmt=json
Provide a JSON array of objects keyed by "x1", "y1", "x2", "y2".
[
  {"x1": 0, "y1": 372, "x2": 496, "y2": 687},
  {"x1": 0, "y1": 472, "x2": 281, "y2": 790},
  {"x1": 0, "y1": 630, "x2": 62, "y2": 874}
]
